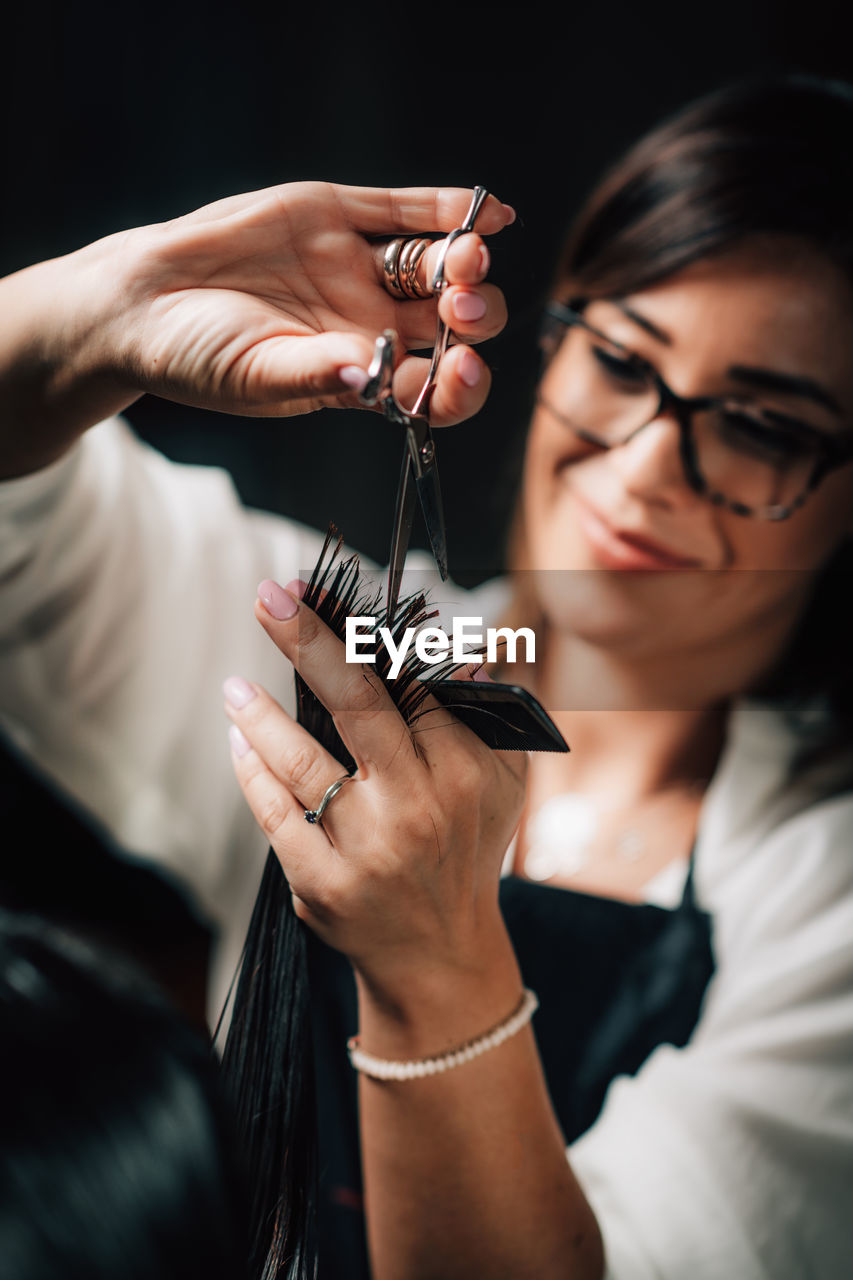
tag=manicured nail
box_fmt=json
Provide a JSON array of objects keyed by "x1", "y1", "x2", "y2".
[
  {"x1": 473, "y1": 664, "x2": 493, "y2": 682},
  {"x1": 223, "y1": 675, "x2": 256, "y2": 709},
  {"x1": 501, "y1": 203, "x2": 517, "y2": 225},
  {"x1": 458, "y1": 351, "x2": 482, "y2": 388},
  {"x1": 228, "y1": 724, "x2": 251, "y2": 758},
  {"x1": 284, "y1": 578, "x2": 307, "y2": 600},
  {"x1": 452, "y1": 292, "x2": 487, "y2": 323},
  {"x1": 339, "y1": 365, "x2": 369, "y2": 392},
  {"x1": 478, "y1": 244, "x2": 490, "y2": 277},
  {"x1": 257, "y1": 578, "x2": 298, "y2": 620}
]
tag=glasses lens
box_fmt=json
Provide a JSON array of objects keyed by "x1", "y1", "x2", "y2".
[
  {"x1": 692, "y1": 407, "x2": 819, "y2": 515},
  {"x1": 541, "y1": 323, "x2": 659, "y2": 445}
]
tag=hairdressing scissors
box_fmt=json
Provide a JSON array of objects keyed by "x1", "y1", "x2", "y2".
[{"x1": 359, "y1": 186, "x2": 490, "y2": 622}]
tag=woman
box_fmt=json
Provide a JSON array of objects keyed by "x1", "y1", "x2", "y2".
[
  {"x1": 222, "y1": 76, "x2": 853, "y2": 1279},
  {"x1": 1, "y1": 77, "x2": 852, "y2": 1278}
]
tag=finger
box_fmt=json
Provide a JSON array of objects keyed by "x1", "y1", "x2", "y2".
[
  {"x1": 389, "y1": 283, "x2": 506, "y2": 352},
  {"x1": 405, "y1": 671, "x2": 527, "y2": 805},
  {"x1": 424, "y1": 232, "x2": 492, "y2": 288},
  {"x1": 392, "y1": 344, "x2": 491, "y2": 428},
  {"x1": 371, "y1": 231, "x2": 492, "y2": 301},
  {"x1": 437, "y1": 283, "x2": 507, "y2": 345},
  {"x1": 223, "y1": 676, "x2": 348, "y2": 811},
  {"x1": 227, "y1": 720, "x2": 336, "y2": 891},
  {"x1": 232, "y1": 329, "x2": 376, "y2": 412},
  {"x1": 334, "y1": 185, "x2": 516, "y2": 236},
  {"x1": 400, "y1": 658, "x2": 492, "y2": 756},
  {"x1": 253, "y1": 585, "x2": 422, "y2": 784}
]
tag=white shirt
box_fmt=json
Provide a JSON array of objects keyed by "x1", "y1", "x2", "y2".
[{"x1": 2, "y1": 417, "x2": 852, "y2": 1279}]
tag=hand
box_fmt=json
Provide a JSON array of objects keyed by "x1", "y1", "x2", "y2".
[
  {"x1": 105, "y1": 182, "x2": 511, "y2": 421},
  {"x1": 0, "y1": 183, "x2": 512, "y2": 477},
  {"x1": 223, "y1": 578, "x2": 527, "y2": 1005},
  {"x1": 225, "y1": 581, "x2": 603, "y2": 1280}
]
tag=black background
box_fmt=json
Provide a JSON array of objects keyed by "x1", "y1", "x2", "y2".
[{"x1": 3, "y1": 0, "x2": 851, "y2": 581}]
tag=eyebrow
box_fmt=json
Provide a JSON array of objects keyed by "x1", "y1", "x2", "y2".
[
  {"x1": 726, "y1": 366, "x2": 842, "y2": 415},
  {"x1": 615, "y1": 302, "x2": 843, "y2": 416},
  {"x1": 616, "y1": 302, "x2": 672, "y2": 345}
]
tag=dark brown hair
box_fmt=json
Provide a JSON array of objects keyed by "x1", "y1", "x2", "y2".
[{"x1": 560, "y1": 74, "x2": 853, "y2": 300}]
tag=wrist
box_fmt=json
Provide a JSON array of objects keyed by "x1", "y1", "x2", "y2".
[
  {"x1": 0, "y1": 235, "x2": 142, "y2": 478},
  {"x1": 353, "y1": 923, "x2": 523, "y2": 1061}
]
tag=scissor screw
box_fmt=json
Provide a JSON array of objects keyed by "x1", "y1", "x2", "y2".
[{"x1": 420, "y1": 442, "x2": 434, "y2": 464}]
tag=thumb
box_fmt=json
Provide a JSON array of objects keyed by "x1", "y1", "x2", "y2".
[{"x1": 247, "y1": 330, "x2": 376, "y2": 405}]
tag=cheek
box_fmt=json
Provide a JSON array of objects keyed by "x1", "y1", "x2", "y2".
[
  {"x1": 520, "y1": 416, "x2": 593, "y2": 571},
  {"x1": 516, "y1": 452, "x2": 819, "y2": 657}
]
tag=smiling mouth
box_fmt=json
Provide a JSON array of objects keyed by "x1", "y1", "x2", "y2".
[{"x1": 573, "y1": 494, "x2": 703, "y2": 570}]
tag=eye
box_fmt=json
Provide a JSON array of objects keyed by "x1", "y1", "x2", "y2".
[
  {"x1": 714, "y1": 409, "x2": 815, "y2": 465},
  {"x1": 591, "y1": 344, "x2": 649, "y2": 390}
]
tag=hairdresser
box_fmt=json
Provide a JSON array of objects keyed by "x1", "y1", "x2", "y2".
[
  {"x1": 0, "y1": 182, "x2": 512, "y2": 1010},
  {"x1": 222, "y1": 76, "x2": 853, "y2": 1280}
]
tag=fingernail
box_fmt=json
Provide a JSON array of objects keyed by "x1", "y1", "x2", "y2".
[
  {"x1": 478, "y1": 244, "x2": 490, "y2": 277},
  {"x1": 258, "y1": 578, "x2": 298, "y2": 620},
  {"x1": 474, "y1": 665, "x2": 493, "y2": 682},
  {"x1": 228, "y1": 724, "x2": 252, "y2": 758},
  {"x1": 339, "y1": 365, "x2": 369, "y2": 391},
  {"x1": 284, "y1": 578, "x2": 307, "y2": 600},
  {"x1": 458, "y1": 351, "x2": 482, "y2": 388},
  {"x1": 501, "y1": 203, "x2": 517, "y2": 225},
  {"x1": 452, "y1": 292, "x2": 487, "y2": 323},
  {"x1": 223, "y1": 675, "x2": 256, "y2": 709}
]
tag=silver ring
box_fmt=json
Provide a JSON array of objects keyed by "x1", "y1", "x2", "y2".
[
  {"x1": 383, "y1": 237, "x2": 433, "y2": 300},
  {"x1": 304, "y1": 774, "x2": 354, "y2": 825}
]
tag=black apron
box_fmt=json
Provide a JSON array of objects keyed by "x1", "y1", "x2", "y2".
[{"x1": 307, "y1": 860, "x2": 715, "y2": 1279}]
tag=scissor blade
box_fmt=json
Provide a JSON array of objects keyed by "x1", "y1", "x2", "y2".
[
  {"x1": 415, "y1": 462, "x2": 448, "y2": 581},
  {"x1": 387, "y1": 449, "x2": 417, "y2": 624}
]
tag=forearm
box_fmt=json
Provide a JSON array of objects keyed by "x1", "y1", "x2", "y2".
[
  {"x1": 0, "y1": 236, "x2": 140, "y2": 479},
  {"x1": 355, "y1": 940, "x2": 604, "y2": 1280}
]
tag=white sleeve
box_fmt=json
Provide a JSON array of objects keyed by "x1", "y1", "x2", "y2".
[
  {"x1": 569, "y1": 793, "x2": 853, "y2": 1280},
  {"x1": 0, "y1": 416, "x2": 333, "y2": 1014}
]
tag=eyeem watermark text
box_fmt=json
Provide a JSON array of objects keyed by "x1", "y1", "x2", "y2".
[{"x1": 345, "y1": 616, "x2": 535, "y2": 678}]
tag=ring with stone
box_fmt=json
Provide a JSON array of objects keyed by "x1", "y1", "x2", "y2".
[{"x1": 304, "y1": 774, "x2": 354, "y2": 825}]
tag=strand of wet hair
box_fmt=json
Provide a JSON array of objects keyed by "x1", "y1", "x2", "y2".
[{"x1": 219, "y1": 527, "x2": 464, "y2": 1280}]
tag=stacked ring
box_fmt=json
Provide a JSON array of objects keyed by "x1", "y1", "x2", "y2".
[{"x1": 383, "y1": 237, "x2": 433, "y2": 300}]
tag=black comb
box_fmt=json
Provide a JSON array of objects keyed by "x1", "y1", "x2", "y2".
[{"x1": 429, "y1": 679, "x2": 569, "y2": 753}]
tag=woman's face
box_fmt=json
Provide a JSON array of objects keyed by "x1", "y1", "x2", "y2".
[{"x1": 521, "y1": 237, "x2": 853, "y2": 676}]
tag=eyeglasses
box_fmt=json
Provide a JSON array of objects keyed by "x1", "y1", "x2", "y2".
[{"x1": 538, "y1": 302, "x2": 853, "y2": 521}]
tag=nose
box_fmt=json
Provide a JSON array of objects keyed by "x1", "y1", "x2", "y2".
[{"x1": 612, "y1": 413, "x2": 701, "y2": 511}]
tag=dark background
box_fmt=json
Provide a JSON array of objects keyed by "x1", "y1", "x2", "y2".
[{"x1": 3, "y1": 0, "x2": 852, "y2": 582}]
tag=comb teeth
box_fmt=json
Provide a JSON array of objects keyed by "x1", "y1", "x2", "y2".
[{"x1": 428, "y1": 680, "x2": 569, "y2": 754}]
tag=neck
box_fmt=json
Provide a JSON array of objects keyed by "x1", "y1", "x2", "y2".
[
  {"x1": 518, "y1": 630, "x2": 739, "y2": 801},
  {"x1": 499, "y1": 573, "x2": 809, "y2": 803}
]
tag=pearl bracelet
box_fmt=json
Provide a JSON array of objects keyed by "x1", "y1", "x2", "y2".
[{"x1": 346, "y1": 988, "x2": 539, "y2": 1081}]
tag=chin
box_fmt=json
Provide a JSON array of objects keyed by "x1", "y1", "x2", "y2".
[
  {"x1": 543, "y1": 575, "x2": 676, "y2": 651},
  {"x1": 523, "y1": 547, "x2": 717, "y2": 657}
]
